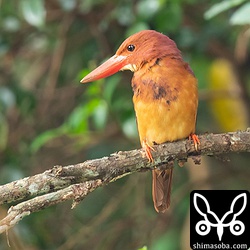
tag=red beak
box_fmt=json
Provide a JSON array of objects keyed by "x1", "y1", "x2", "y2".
[{"x1": 80, "y1": 55, "x2": 127, "y2": 83}]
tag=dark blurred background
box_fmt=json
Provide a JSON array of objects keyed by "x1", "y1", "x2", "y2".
[{"x1": 0, "y1": 0, "x2": 249, "y2": 249}]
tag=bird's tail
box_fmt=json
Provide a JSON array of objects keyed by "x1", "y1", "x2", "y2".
[{"x1": 152, "y1": 167, "x2": 173, "y2": 213}]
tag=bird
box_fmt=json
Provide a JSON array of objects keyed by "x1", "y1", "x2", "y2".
[{"x1": 81, "y1": 30, "x2": 199, "y2": 213}]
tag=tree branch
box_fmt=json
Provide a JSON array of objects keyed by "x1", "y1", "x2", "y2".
[{"x1": 0, "y1": 130, "x2": 249, "y2": 233}]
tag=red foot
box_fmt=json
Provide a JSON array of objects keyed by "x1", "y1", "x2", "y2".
[
  {"x1": 189, "y1": 133, "x2": 200, "y2": 151},
  {"x1": 142, "y1": 140, "x2": 155, "y2": 162}
]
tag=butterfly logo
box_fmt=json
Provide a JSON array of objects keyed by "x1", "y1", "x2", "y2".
[{"x1": 193, "y1": 192, "x2": 247, "y2": 241}]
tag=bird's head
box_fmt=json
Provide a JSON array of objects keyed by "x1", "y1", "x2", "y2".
[{"x1": 81, "y1": 30, "x2": 181, "y2": 83}]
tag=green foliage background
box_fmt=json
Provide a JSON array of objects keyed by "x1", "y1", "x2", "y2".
[{"x1": 0, "y1": 0, "x2": 249, "y2": 249}]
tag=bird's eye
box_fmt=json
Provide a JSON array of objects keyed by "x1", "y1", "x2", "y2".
[{"x1": 127, "y1": 44, "x2": 135, "y2": 52}]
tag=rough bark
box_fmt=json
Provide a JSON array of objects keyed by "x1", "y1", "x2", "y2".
[{"x1": 0, "y1": 130, "x2": 249, "y2": 233}]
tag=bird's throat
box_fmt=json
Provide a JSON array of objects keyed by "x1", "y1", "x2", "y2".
[{"x1": 120, "y1": 63, "x2": 137, "y2": 72}]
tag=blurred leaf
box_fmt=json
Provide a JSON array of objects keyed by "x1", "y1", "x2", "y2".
[
  {"x1": 30, "y1": 127, "x2": 66, "y2": 152},
  {"x1": 154, "y1": 2, "x2": 182, "y2": 32},
  {"x1": 204, "y1": 0, "x2": 246, "y2": 20},
  {"x1": 30, "y1": 99, "x2": 100, "y2": 153},
  {"x1": 57, "y1": 0, "x2": 77, "y2": 11},
  {"x1": 208, "y1": 59, "x2": 248, "y2": 132},
  {"x1": 177, "y1": 28, "x2": 197, "y2": 48},
  {"x1": 115, "y1": 5, "x2": 135, "y2": 26},
  {"x1": 15, "y1": 88, "x2": 36, "y2": 116},
  {"x1": 66, "y1": 98, "x2": 104, "y2": 133},
  {"x1": 79, "y1": 0, "x2": 104, "y2": 14},
  {"x1": 0, "y1": 87, "x2": 16, "y2": 111},
  {"x1": 85, "y1": 81, "x2": 102, "y2": 97},
  {"x1": 230, "y1": 2, "x2": 250, "y2": 25},
  {"x1": 103, "y1": 75, "x2": 120, "y2": 103},
  {"x1": 137, "y1": 246, "x2": 148, "y2": 250},
  {"x1": 151, "y1": 230, "x2": 179, "y2": 250},
  {"x1": 2, "y1": 16, "x2": 20, "y2": 32},
  {"x1": 136, "y1": 0, "x2": 161, "y2": 20},
  {"x1": 188, "y1": 55, "x2": 211, "y2": 90},
  {"x1": 92, "y1": 100, "x2": 108, "y2": 130},
  {"x1": 0, "y1": 166, "x2": 25, "y2": 183},
  {"x1": 20, "y1": 0, "x2": 46, "y2": 27},
  {"x1": 0, "y1": 113, "x2": 8, "y2": 150},
  {"x1": 66, "y1": 105, "x2": 90, "y2": 134},
  {"x1": 112, "y1": 95, "x2": 134, "y2": 124},
  {"x1": 121, "y1": 116, "x2": 138, "y2": 140}
]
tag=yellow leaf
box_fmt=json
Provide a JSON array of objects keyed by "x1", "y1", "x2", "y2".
[{"x1": 208, "y1": 58, "x2": 248, "y2": 131}]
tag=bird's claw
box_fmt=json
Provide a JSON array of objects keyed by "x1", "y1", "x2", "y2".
[
  {"x1": 142, "y1": 140, "x2": 155, "y2": 162},
  {"x1": 189, "y1": 133, "x2": 200, "y2": 151}
]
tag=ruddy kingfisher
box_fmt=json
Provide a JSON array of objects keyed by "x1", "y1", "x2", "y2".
[{"x1": 81, "y1": 30, "x2": 199, "y2": 213}]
